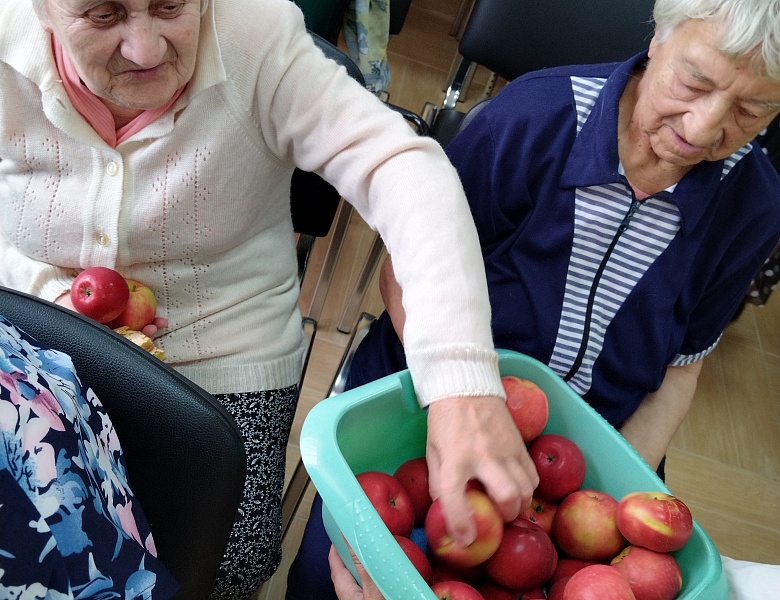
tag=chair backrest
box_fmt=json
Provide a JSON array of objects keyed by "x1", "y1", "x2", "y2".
[
  {"x1": 0, "y1": 286, "x2": 246, "y2": 600},
  {"x1": 459, "y1": 0, "x2": 656, "y2": 82}
]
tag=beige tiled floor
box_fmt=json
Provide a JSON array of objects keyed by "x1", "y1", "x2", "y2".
[{"x1": 258, "y1": 2, "x2": 780, "y2": 598}]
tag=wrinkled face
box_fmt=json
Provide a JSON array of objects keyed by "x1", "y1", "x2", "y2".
[
  {"x1": 634, "y1": 18, "x2": 780, "y2": 166},
  {"x1": 37, "y1": 0, "x2": 201, "y2": 118}
]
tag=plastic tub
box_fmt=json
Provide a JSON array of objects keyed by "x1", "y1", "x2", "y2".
[{"x1": 300, "y1": 349, "x2": 728, "y2": 599}]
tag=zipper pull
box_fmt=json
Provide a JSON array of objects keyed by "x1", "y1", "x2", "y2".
[{"x1": 619, "y1": 199, "x2": 642, "y2": 232}]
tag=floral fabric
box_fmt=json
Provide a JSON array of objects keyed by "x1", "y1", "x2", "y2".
[
  {"x1": 343, "y1": 0, "x2": 391, "y2": 92},
  {"x1": 0, "y1": 315, "x2": 178, "y2": 599}
]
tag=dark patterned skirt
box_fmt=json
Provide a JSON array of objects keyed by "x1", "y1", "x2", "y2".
[{"x1": 208, "y1": 386, "x2": 299, "y2": 600}]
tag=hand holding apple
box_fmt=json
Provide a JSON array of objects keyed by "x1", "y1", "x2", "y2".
[{"x1": 425, "y1": 489, "x2": 504, "y2": 568}]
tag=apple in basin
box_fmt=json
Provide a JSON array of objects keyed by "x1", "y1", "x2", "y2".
[
  {"x1": 552, "y1": 489, "x2": 627, "y2": 561},
  {"x1": 356, "y1": 470, "x2": 415, "y2": 537},
  {"x1": 616, "y1": 491, "x2": 693, "y2": 553},
  {"x1": 502, "y1": 375, "x2": 549, "y2": 442},
  {"x1": 562, "y1": 565, "x2": 636, "y2": 600},
  {"x1": 610, "y1": 545, "x2": 682, "y2": 600}
]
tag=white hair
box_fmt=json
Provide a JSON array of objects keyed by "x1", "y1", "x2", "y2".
[{"x1": 653, "y1": 0, "x2": 780, "y2": 81}]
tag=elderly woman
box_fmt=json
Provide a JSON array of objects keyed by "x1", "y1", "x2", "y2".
[
  {"x1": 0, "y1": 0, "x2": 540, "y2": 598},
  {"x1": 288, "y1": 0, "x2": 780, "y2": 597}
]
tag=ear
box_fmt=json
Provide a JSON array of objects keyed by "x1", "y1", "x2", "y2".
[{"x1": 648, "y1": 34, "x2": 659, "y2": 59}]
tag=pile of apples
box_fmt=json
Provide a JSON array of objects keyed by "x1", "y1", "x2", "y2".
[
  {"x1": 355, "y1": 376, "x2": 694, "y2": 600},
  {"x1": 70, "y1": 266, "x2": 158, "y2": 331}
]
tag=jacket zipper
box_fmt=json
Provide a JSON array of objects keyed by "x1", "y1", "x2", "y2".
[{"x1": 563, "y1": 198, "x2": 642, "y2": 382}]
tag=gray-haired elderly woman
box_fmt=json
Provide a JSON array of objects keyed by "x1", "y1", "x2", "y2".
[
  {"x1": 0, "y1": 0, "x2": 541, "y2": 598},
  {"x1": 291, "y1": 0, "x2": 780, "y2": 597}
]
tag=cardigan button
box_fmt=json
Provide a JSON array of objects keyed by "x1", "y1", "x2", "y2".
[
  {"x1": 106, "y1": 161, "x2": 119, "y2": 176},
  {"x1": 96, "y1": 232, "x2": 111, "y2": 246}
]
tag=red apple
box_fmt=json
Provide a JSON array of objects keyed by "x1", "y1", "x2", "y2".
[
  {"x1": 108, "y1": 279, "x2": 158, "y2": 330},
  {"x1": 552, "y1": 490, "x2": 627, "y2": 561},
  {"x1": 546, "y1": 576, "x2": 571, "y2": 600},
  {"x1": 562, "y1": 565, "x2": 636, "y2": 600},
  {"x1": 425, "y1": 489, "x2": 503, "y2": 568},
  {"x1": 502, "y1": 376, "x2": 549, "y2": 442},
  {"x1": 527, "y1": 434, "x2": 586, "y2": 501},
  {"x1": 610, "y1": 545, "x2": 682, "y2": 600},
  {"x1": 431, "y1": 580, "x2": 486, "y2": 600},
  {"x1": 616, "y1": 491, "x2": 693, "y2": 553},
  {"x1": 356, "y1": 471, "x2": 415, "y2": 537},
  {"x1": 484, "y1": 519, "x2": 557, "y2": 592},
  {"x1": 479, "y1": 580, "x2": 546, "y2": 599},
  {"x1": 394, "y1": 457, "x2": 432, "y2": 526},
  {"x1": 513, "y1": 495, "x2": 558, "y2": 535},
  {"x1": 550, "y1": 557, "x2": 602, "y2": 585},
  {"x1": 394, "y1": 534, "x2": 433, "y2": 584},
  {"x1": 70, "y1": 267, "x2": 129, "y2": 323}
]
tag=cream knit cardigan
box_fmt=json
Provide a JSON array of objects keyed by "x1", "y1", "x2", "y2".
[{"x1": 0, "y1": 0, "x2": 503, "y2": 403}]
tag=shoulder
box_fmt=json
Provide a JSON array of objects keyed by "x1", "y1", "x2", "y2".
[
  {"x1": 212, "y1": 0, "x2": 308, "y2": 66},
  {"x1": 470, "y1": 61, "x2": 623, "y2": 138}
]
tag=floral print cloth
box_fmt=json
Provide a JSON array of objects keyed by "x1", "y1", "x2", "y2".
[
  {"x1": 343, "y1": 0, "x2": 391, "y2": 92},
  {"x1": 0, "y1": 315, "x2": 178, "y2": 599}
]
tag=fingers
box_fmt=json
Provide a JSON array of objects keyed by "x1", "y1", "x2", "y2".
[
  {"x1": 329, "y1": 544, "x2": 385, "y2": 600},
  {"x1": 329, "y1": 545, "x2": 363, "y2": 600},
  {"x1": 141, "y1": 317, "x2": 167, "y2": 338},
  {"x1": 426, "y1": 395, "x2": 540, "y2": 543}
]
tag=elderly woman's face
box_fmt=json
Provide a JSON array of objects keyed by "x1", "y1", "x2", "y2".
[
  {"x1": 37, "y1": 0, "x2": 201, "y2": 116},
  {"x1": 635, "y1": 18, "x2": 780, "y2": 166}
]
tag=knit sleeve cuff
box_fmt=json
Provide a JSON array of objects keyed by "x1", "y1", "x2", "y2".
[{"x1": 405, "y1": 344, "x2": 505, "y2": 407}]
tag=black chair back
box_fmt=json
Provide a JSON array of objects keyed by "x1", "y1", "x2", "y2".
[
  {"x1": 460, "y1": 0, "x2": 656, "y2": 82},
  {"x1": 0, "y1": 287, "x2": 246, "y2": 600},
  {"x1": 431, "y1": 0, "x2": 656, "y2": 147}
]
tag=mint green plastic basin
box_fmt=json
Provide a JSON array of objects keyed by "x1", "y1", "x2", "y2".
[{"x1": 300, "y1": 349, "x2": 728, "y2": 599}]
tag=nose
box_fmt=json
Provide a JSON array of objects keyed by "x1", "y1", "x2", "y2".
[
  {"x1": 119, "y1": 15, "x2": 167, "y2": 69},
  {"x1": 684, "y1": 97, "x2": 729, "y2": 149}
]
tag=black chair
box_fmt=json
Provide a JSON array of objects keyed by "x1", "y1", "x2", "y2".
[
  {"x1": 429, "y1": 0, "x2": 656, "y2": 147},
  {"x1": 0, "y1": 286, "x2": 246, "y2": 600}
]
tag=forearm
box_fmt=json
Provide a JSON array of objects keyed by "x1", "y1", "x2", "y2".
[{"x1": 619, "y1": 360, "x2": 703, "y2": 470}]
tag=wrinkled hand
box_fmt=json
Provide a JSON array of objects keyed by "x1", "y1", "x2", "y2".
[
  {"x1": 329, "y1": 545, "x2": 385, "y2": 600},
  {"x1": 55, "y1": 293, "x2": 167, "y2": 337},
  {"x1": 426, "y1": 395, "x2": 539, "y2": 546}
]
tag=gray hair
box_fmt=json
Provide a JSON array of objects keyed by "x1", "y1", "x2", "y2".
[
  {"x1": 32, "y1": 0, "x2": 211, "y2": 17},
  {"x1": 653, "y1": 0, "x2": 780, "y2": 81}
]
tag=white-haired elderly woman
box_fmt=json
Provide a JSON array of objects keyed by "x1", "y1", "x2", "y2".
[
  {"x1": 290, "y1": 0, "x2": 780, "y2": 597},
  {"x1": 0, "y1": 0, "x2": 541, "y2": 598}
]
